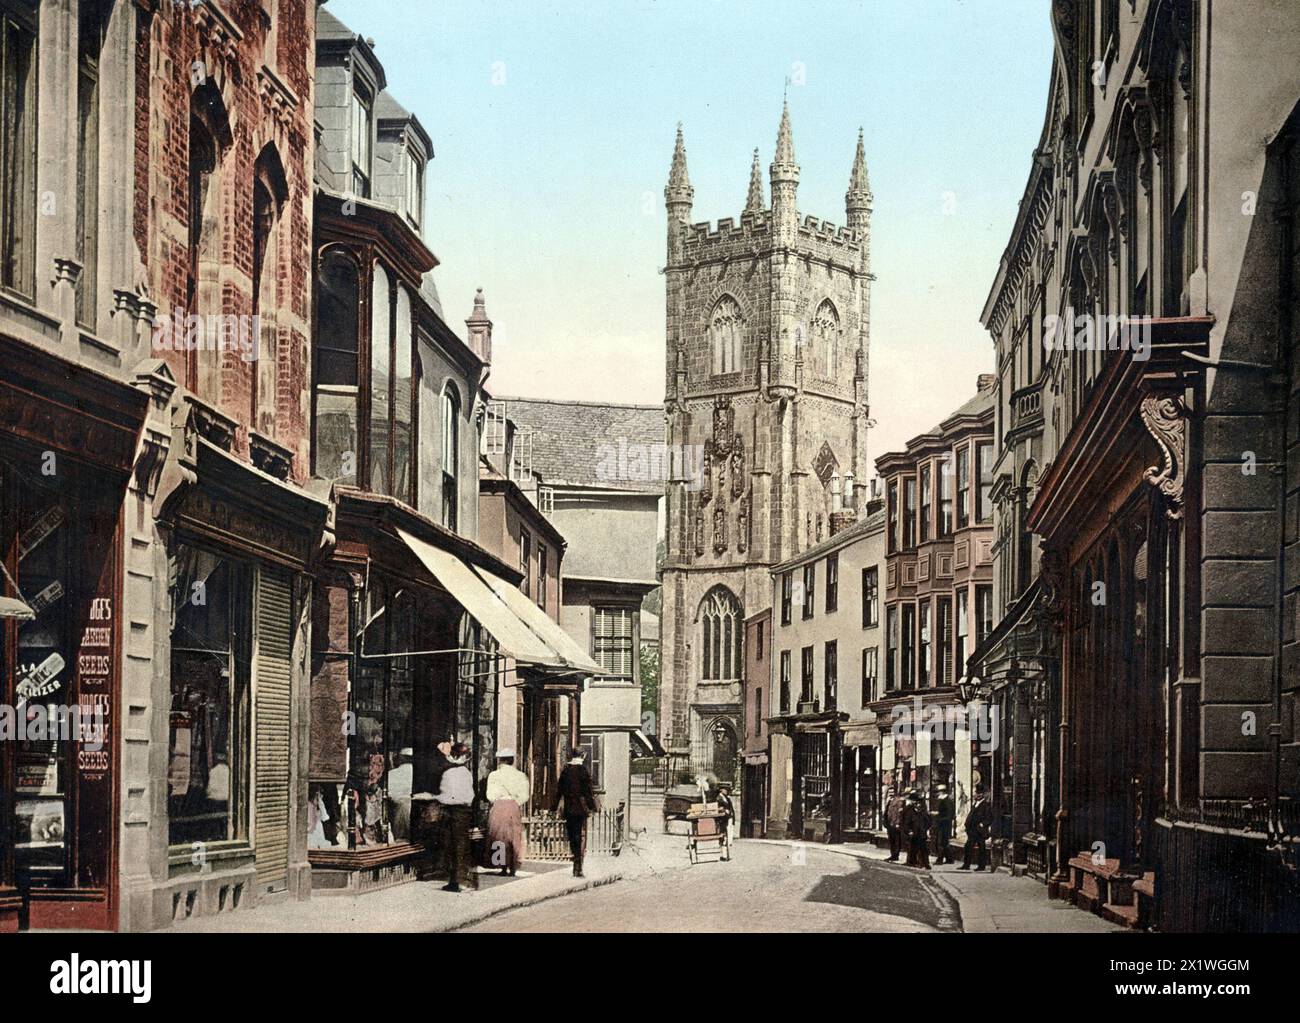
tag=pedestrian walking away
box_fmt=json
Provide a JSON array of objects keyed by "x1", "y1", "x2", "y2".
[
  {"x1": 485, "y1": 748, "x2": 530, "y2": 876},
  {"x1": 554, "y1": 747, "x2": 599, "y2": 877},
  {"x1": 434, "y1": 742, "x2": 477, "y2": 892},
  {"x1": 959, "y1": 783, "x2": 992, "y2": 871}
]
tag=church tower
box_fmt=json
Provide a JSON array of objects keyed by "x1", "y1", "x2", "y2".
[{"x1": 660, "y1": 105, "x2": 874, "y2": 781}]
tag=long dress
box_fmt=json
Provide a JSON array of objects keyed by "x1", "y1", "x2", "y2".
[{"x1": 486, "y1": 800, "x2": 525, "y2": 872}]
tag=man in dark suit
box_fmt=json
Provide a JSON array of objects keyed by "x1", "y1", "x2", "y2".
[
  {"x1": 902, "y1": 789, "x2": 931, "y2": 870},
  {"x1": 959, "y1": 783, "x2": 992, "y2": 871},
  {"x1": 933, "y1": 784, "x2": 955, "y2": 864},
  {"x1": 554, "y1": 747, "x2": 599, "y2": 877}
]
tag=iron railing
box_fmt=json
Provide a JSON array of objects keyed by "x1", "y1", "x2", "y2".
[{"x1": 522, "y1": 803, "x2": 627, "y2": 861}]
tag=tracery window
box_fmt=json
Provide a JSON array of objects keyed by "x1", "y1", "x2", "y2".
[
  {"x1": 811, "y1": 299, "x2": 840, "y2": 378},
  {"x1": 699, "y1": 586, "x2": 742, "y2": 681},
  {"x1": 709, "y1": 296, "x2": 743, "y2": 376}
]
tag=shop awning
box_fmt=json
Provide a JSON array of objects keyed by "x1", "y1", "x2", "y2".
[
  {"x1": 396, "y1": 528, "x2": 601, "y2": 675},
  {"x1": 471, "y1": 565, "x2": 603, "y2": 674}
]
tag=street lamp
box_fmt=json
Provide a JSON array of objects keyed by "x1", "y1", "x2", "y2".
[{"x1": 956, "y1": 675, "x2": 981, "y2": 705}]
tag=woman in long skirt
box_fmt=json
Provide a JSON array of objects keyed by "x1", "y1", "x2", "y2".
[{"x1": 485, "y1": 750, "x2": 530, "y2": 875}]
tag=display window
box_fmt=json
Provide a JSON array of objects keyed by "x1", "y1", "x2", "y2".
[
  {"x1": 340, "y1": 577, "x2": 415, "y2": 848},
  {"x1": 2, "y1": 454, "x2": 117, "y2": 897},
  {"x1": 167, "y1": 545, "x2": 253, "y2": 848}
]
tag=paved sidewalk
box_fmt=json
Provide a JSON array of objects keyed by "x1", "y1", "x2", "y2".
[
  {"x1": 165, "y1": 830, "x2": 688, "y2": 934},
  {"x1": 745, "y1": 839, "x2": 1125, "y2": 934}
]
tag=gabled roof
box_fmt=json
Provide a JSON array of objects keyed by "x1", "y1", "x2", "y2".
[{"x1": 492, "y1": 396, "x2": 665, "y2": 494}]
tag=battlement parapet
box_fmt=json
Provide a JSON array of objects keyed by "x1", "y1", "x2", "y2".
[{"x1": 677, "y1": 212, "x2": 774, "y2": 262}]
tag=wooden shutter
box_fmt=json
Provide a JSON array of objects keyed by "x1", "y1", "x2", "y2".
[{"x1": 254, "y1": 569, "x2": 293, "y2": 892}]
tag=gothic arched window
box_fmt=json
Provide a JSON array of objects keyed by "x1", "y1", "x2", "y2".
[
  {"x1": 699, "y1": 585, "x2": 742, "y2": 681},
  {"x1": 709, "y1": 296, "x2": 744, "y2": 376},
  {"x1": 811, "y1": 299, "x2": 840, "y2": 378}
]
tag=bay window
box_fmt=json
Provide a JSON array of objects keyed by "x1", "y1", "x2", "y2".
[
  {"x1": 350, "y1": 82, "x2": 372, "y2": 198},
  {"x1": 977, "y1": 442, "x2": 994, "y2": 523},
  {"x1": 919, "y1": 600, "x2": 931, "y2": 687},
  {"x1": 887, "y1": 480, "x2": 899, "y2": 554},
  {"x1": 955, "y1": 587, "x2": 969, "y2": 675},
  {"x1": 901, "y1": 604, "x2": 916, "y2": 690},
  {"x1": 920, "y1": 465, "x2": 931, "y2": 543},
  {"x1": 886, "y1": 606, "x2": 898, "y2": 690},
  {"x1": 313, "y1": 250, "x2": 360, "y2": 484},
  {"x1": 903, "y1": 477, "x2": 916, "y2": 548},
  {"x1": 939, "y1": 456, "x2": 954, "y2": 536},
  {"x1": 956, "y1": 446, "x2": 970, "y2": 529}
]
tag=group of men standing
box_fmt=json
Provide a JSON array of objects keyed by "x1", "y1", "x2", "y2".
[{"x1": 882, "y1": 783, "x2": 992, "y2": 871}]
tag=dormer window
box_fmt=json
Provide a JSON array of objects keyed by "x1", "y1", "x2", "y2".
[
  {"x1": 405, "y1": 150, "x2": 423, "y2": 229},
  {"x1": 350, "y1": 82, "x2": 372, "y2": 198}
]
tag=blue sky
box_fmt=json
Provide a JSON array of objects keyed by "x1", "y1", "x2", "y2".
[{"x1": 327, "y1": 0, "x2": 1055, "y2": 464}]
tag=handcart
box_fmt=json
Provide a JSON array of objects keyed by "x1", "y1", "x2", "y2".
[{"x1": 685, "y1": 803, "x2": 731, "y2": 864}]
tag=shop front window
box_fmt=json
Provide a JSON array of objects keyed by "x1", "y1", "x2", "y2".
[
  {"x1": 168, "y1": 546, "x2": 253, "y2": 847},
  {"x1": 341, "y1": 579, "x2": 416, "y2": 848},
  {"x1": 5, "y1": 463, "x2": 72, "y2": 886},
  {"x1": 455, "y1": 618, "x2": 499, "y2": 794}
]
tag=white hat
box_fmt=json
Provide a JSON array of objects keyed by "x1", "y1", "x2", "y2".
[{"x1": 496, "y1": 748, "x2": 516, "y2": 759}]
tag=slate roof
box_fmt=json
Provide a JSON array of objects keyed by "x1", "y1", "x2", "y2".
[{"x1": 494, "y1": 396, "x2": 665, "y2": 494}]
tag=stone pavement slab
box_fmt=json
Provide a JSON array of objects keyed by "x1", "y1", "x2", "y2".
[
  {"x1": 744, "y1": 838, "x2": 1125, "y2": 934},
  {"x1": 166, "y1": 830, "x2": 688, "y2": 934}
]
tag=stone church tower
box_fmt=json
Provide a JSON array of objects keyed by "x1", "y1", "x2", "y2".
[{"x1": 660, "y1": 103, "x2": 874, "y2": 781}]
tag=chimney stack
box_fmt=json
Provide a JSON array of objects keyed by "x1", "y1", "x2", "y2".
[
  {"x1": 977, "y1": 373, "x2": 997, "y2": 393},
  {"x1": 466, "y1": 288, "x2": 492, "y2": 365}
]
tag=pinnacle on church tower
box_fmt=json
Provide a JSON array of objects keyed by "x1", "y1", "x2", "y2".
[
  {"x1": 845, "y1": 127, "x2": 872, "y2": 233},
  {"x1": 773, "y1": 98, "x2": 797, "y2": 172},
  {"x1": 665, "y1": 122, "x2": 694, "y2": 209},
  {"x1": 744, "y1": 148, "x2": 765, "y2": 214},
  {"x1": 770, "y1": 98, "x2": 800, "y2": 240}
]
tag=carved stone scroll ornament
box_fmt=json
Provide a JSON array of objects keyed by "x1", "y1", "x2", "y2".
[{"x1": 1140, "y1": 395, "x2": 1187, "y2": 519}]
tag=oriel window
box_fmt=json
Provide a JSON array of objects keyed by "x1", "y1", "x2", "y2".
[
  {"x1": 919, "y1": 465, "x2": 932, "y2": 543},
  {"x1": 313, "y1": 251, "x2": 360, "y2": 484},
  {"x1": 956, "y1": 446, "x2": 971, "y2": 529},
  {"x1": 350, "y1": 82, "x2": 372, "y2": 198}
]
